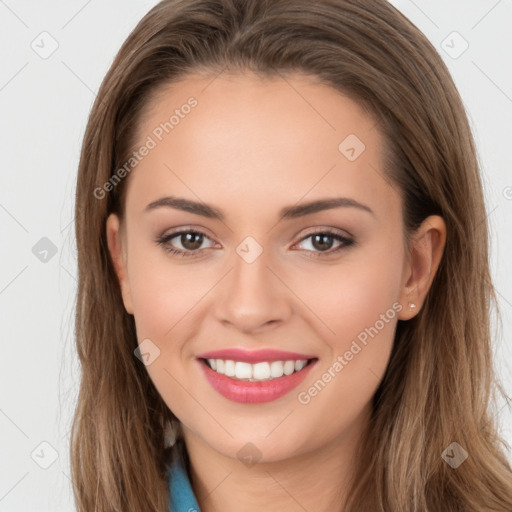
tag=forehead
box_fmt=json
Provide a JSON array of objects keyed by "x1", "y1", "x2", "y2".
[{"x1": 124, "y1": 72, "x2": 396, "y2": 218}]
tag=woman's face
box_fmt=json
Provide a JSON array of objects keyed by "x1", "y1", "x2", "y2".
[{"x1": 107, "y1": 72, "x2": 421, "y2": 463}]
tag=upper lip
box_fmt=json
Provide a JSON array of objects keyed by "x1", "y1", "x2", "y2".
[{"x1": 196, "y1": 348, "x2": 316, "y2": 363}]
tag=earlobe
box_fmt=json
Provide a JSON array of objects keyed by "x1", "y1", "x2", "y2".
[
  {"x1": 106, "y1": 213, "x2": 134, "y2": 315},
  {"x1": 398, "y1": 215, "x2": 446, "y2": 320}
]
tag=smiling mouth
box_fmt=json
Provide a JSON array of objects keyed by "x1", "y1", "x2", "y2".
[{"x1": 200, "y1": 357, "x2": 318, "y2": 382}]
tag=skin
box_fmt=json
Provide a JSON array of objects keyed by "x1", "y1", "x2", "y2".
[{"x1": 106, "y1": 72, "x2": 446, "y2": 512}]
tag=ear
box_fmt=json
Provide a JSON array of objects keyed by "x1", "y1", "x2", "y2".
[
  {"x1": 106, "y1": 213, "x2": 134, "y2": 315},
  {"x1": 397, "y1": 215, "x2": 446, "y2": 320}
]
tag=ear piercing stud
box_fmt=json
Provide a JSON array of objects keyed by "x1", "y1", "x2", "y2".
[{"x1": 408, "y1": 303, "x2": 416, "y2": 310}]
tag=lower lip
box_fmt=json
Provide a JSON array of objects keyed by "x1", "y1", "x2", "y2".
[{"x1": 198, "y1": 358, "x2": 317, "y2": 404}]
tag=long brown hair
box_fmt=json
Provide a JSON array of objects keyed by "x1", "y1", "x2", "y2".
[{"x1": 71, "y1": 0, "x2": 512, "y2": 510}]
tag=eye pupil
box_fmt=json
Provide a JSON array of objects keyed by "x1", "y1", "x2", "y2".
[
  {"x1": 312, "y1": 234, "x2": 333, "y2": 251},
  {"x1": 182, "y1": 232, "x2": 203, "y2": 250}
]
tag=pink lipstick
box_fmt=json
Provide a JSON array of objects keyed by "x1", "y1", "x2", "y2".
[{"x1": 196, "y1": 348, "x2": 317, "y2": 403}]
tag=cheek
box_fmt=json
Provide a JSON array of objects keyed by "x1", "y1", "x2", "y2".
[
  {"x1": 125, "y1": 239, "x2": 214, "y2": 341},
  {"x1": 337, "y1": 259, "x2": 402, "y2": 341},
  {"x1": 293, "y1": 240, "x2": 403, "y2": 403},
  {"x1": 126, "y1": 251, "x2": 208, "y2": 419},
  {"x1": 293, "y1": 241, "x2": 404, "y2": 349},
  {"x1": 293, "y1": 255, "x2": 402, "y2": 440}
]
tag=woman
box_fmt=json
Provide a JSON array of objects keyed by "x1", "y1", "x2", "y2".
[{"x1": 71, "y1": 0, "x2": 512, "y2": 510}]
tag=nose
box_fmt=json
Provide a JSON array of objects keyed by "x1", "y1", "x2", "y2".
[{"x1": 212, "y1": 245, "x2": 293, "y2": 334}]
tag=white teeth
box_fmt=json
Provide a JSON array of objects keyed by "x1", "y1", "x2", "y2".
[
  {"x1": 206, "y1": 358, "x2": 310, "y2": 381},
  {"x1": 295, "y1": 360, "x2": 306, "y2": 371},
  {"x1": 224, "y1": 360, "x2": 235, "y2": 377},
  {"x1": 269, "y1": 361, "x2": 283, "y2": 378},
  {"x1": 234, "y1": 361, "x2": 252, "y2": 379},
  {"x1": 283, "y1": 360, "x2": 295, "y2": 375},
  {"x1": 254, "y1": 362, "x2": 271, "y2": 380}
]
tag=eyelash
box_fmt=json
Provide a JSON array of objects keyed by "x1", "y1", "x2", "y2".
[{"x1": 155, "y1": 228, "x2": 355, "y2": 259}]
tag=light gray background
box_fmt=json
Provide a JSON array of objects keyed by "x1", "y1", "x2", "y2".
[{"x1": 1, "y1": 1, "x2": 511, "y2": 510}]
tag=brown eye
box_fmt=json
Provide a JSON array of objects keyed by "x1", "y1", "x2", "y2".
[
  {"x1": 155, "y1": 229, "x2": 216, "y2": 257},
  {"x1": 180, "y1": 232, "x2": 204, "y2": 251},
  {"x1": 310, "y1": 233, "x2": 336, "y2": 251},
  {"x1": 295, "y1": 230, "x2": 355, "y2": 257}
]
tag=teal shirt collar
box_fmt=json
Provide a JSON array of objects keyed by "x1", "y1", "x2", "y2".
[{"x1": 168, "y1": 449, "x2": 202, "y2": 512}]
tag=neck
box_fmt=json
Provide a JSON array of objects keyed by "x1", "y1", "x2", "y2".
[{"x1": 181, "y1": 408, "x2": 369, "y2": 512}]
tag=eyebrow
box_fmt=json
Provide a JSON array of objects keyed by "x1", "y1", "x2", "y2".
[{"x1": 144, "y1": 195, "x2": 374, "y2": 220}]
